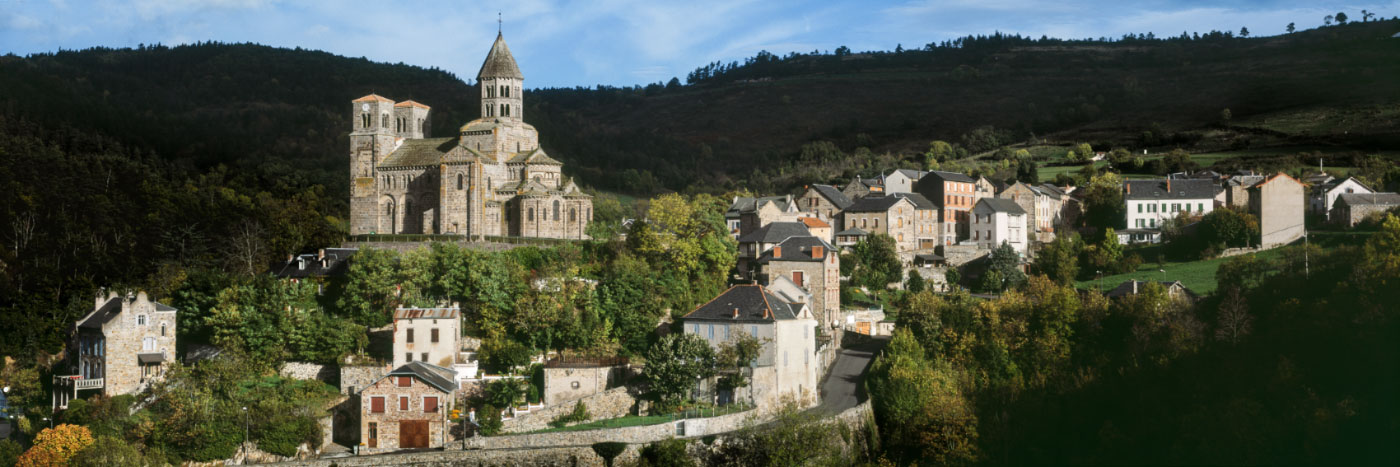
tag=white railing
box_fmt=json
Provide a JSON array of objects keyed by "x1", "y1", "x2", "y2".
[{"x1": 75, "y1": 378, "x2": 104, "y2": 390}]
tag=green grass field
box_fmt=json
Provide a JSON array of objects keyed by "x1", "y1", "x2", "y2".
[
  {"x1": 1039, "y1": 161, "x2": 1107, "y2": 182},
  {"x1": 1074, "y1": 247, "x2": 1286, "y2": 296}
]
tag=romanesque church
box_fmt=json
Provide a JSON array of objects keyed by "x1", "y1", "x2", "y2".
[{"x1": 348, "y1": 33, "x2": 592, "y2": 239}]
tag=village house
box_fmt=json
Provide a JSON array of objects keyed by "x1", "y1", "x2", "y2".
[
  {"x1": 754, "y1": 235, "x2": 842, "y2": 329},
  {"x1": 974, "y1": 176, "x2": 997, "y2": 201},
  {"x1": 359, "y1": 362, "x2": 457, "y2": 452},
  {"x1": 997, "y1": 182, "x2": 1065, "y2": 243},
  {"x1": 681, "y1": 284, "x2": 818, "y2": 407},
  {"x1": 55, "y1": 290, "x2": 178, "y2": 408},
  {"x1": 1124, "y1": 178, "x2": 1217, "y2": 234},
  {"x1": 1224, "y1": 173, "x2": 1265, "y2": 208},
  {"x1": 971, "y1": 198, "x2": 1029, "y2": 257},
  {"x1": 842, "y1": 175, "x2": 884, "y2": 199},
  {"x1": 889, "y1": 192, "x2": 942, "y2": 251},
  {"x1": 1332, "y1": 192, "x2": 1400, "y2": 227},
  {"x1": 914, "y1": 170, "x2": 978, "y2": 245},
  {"x1": 1311, "y1": 176, "x2": 1373, "y2": 221},
  {"x1": 842, "y1": 196, "x2": 920, "y2": 252},
  {"x1": 726, "y1": 195, "x2": 799, "y2": 239},
  {"x1": 736, "y1": 221, "x2": 812, "y2": 276},
  {"x1": 541, "y1": 356, "x2": 630, "y2": 406},
  {"x1": 833, "y1": 227, "x2": 868, "y2": 248},
  {"x1": 798, "y1": 216, "x2": 833, "y2": 242},
  {"x1": 881, "y1": 169, "x2": 927, "y2": 194},
  {"x1": 271, "y1": 248, "x2": 358, "y2": 294},
  {"x1": 1248, "y1": 173, "x2": 1306, "y2": 249},
  {"x1": 392, "y1": 307, "x2": 462, "y2": 368},
  {"x1": 796, "y1": 184, "x2": 853, "y2": 226}
]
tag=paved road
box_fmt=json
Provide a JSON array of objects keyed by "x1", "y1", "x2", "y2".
[{"x1": 812, "y1": 335, "x2": 889, "y2": 415}]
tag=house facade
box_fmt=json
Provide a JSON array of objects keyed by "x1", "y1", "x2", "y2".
[
  {"x1": 881, "y1": 169, "x2": 926, "y2": 194},
  {"x1": 998, "y1": 182, "x2": 1064, "y2": 243},
  {"x1": 726, "y1": 195, "x2": 799, "y2": 239},
  {"x1": 914, "y1": 171, "x2": 978, "y2": 245},
  {"x1": 842, "y1": 196, "x2": 919, "y2": 252},
  {"x1": 392, "y1": 307, "x2": 461, "y2": 368},
  {"x1": 1333, "y1": 193, "x2": 1400, "y2": 227},
  {"x1": 1311, "y1": 177, "x2": 1373, "y2": 221},
  {"x1": 1124, "y1": 179, "x2": 1217, "y2": 231},
  {"x1": 755, "y1": 236, "x2": 842, "y2": 329},
  {"x1": 971, "y1": 198, "x2": 1029, "y2": 256},
  {"x1": 58, "y1": 290, "x2": 178, "y2": 406},
  {"x1": 1248, "y1": 173, "x2": 1306, "y2": 249},
  {"x1": 360, "y1": 362, "x2": 457, "y2": 452},
  {"x1": 797, "y1": 184, "x2": 852, "y2": 226},
  {"x1": 681, "y1": 285, "x2": 818, "y2": 407},
  {"x1": 842, "y1": 176, "x2": 884, "y2": 199},
  {"x1": 736, "y1": 221, "x2": 812, "y2": 276}
]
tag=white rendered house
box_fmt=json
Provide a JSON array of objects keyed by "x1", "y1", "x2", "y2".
[
  {"x1": 1124, "y1": 179, "x2": 1217, "y2": 231},
  {"x1": 971, "y1": 198, "x2": 1028, "y2": 257}
]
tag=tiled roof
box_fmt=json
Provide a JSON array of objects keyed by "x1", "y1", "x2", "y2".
[
  {"x1": 756, "y1": 236, "x2": 836, "y2": 263},
  {"x1": 799, "y1": 217, "x2": 830, "y2": 228},
  {"x1": 1124, "y1": 179, "x2": 1217, "y2": 200},
  {"x1": 1249, "y1": 172, "x2": 1304, "y2": 190},
  {"x1": 810, "y1": 184, "x2": 853, "y2": 209},
  {"x1": 682, "y1": 285, "x2": 800, "y2": 322},
  {"x1": 393, "y1": 100, "x2": 430, "y2": 109},
  {"x1": 393, "y1": 307, "x2": 461, "y2": 320},
  {"x1": 380, "y1": 137, "x2": 456, "y2": 167},
  {"x1": 353, "y1": 94, "x2": 394, "y2": 103},
  {"x1": 478, "y1": 32, "x2": 524, "y2": 79},
  {"x1": 926, "y1": 170, "x2": 976, "y2": 183},
  {"x1": 975, "y1": 198, "x2": 1027, "y2": 215},
  {"x1": 844, "y1": 195, "x2": 907, "y2": 213},
  {"x1": 737, "y1": 221, "x2": 810, "y2": 244},
  {"x1": 384, "y1": 362, "x2": 457, "y2": 393}
]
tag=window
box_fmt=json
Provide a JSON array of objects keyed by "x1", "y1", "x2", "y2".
[
  {"x1": 793, "y1": 271, "x2": 804, "y2": 287},
  {"x1": 1198, "y1": 203, "x2": 1204, "y2": 211},
  {"x1": 424, "y1": 396, "x2": 439, "y2": 413},
  {"x1": 143, "y1": 337, "x2": 156, "y2": 351},
  {"x1": 708, "y1": 325, "x2": 714, "y2": 339},
  {"x1": 458, "y1": 174, "x2": 464, "y2": 190},
  {"x1": 161, "y1": 323, "x2": 167, "y2": 337},
  {"x1": 406, "y1": 329, "x2": 414, "y2": 343},
  {"x1": 1137, "y1": 204, "x2": 1142, "y2": 213},
  {"x1": 399, "y1": 396, "x2": 409, "y2": 411},
  {"x1": 873, "y1": 218, "x2": 879, "y2": 228},
  {"x1": 370, "y1": 397, "x2": 385, "y2": 413},
  {"x1": 362, "y1": 113, "x2": 370, "y2": 128},
  {"x1": 553, "y1": 201, "x2": 560, "y2": 221},
  {"x1": 861, "y1": 219, "x2": 867, "y2": 228},
  {"x1": 784, "y1": 351, "x2": 789, "y2": 367},
  {"x1": 431, "y1": 328, "x2": 439, "y2": 343},
  {"x1": 751, "y1": 326, "x2": 758, "y2": 337},
  {"x1": 382, "y1": 114, "x2": 389, "y2": 128},
  {"x1": 405, "y1": 353, "x2": 413, "y2": 362},
  {"x1": 692, "y1": 323, "x2": 700, "y2": 334},
  {"x1": 137, "y1": 314, "x2": 147, "y2": 326},
  {"x1": 528, "y1": 208, "x2": 534, "y2": 221},
  {"x1": 570, "y1": 208, "x2": 576, "y2": 222},
  {"x1": 1184, "y1": 204, "x2": 1191, "y2": 212},
  {"x1": 1172, "y1": 203, "x2": 1179, "y2": 212},
  {"x1": 421, "y1": 352, "x2": 428, "y2": 363}
]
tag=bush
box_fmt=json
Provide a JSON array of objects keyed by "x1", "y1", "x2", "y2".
[
  {"x1": 257, "y1": 416, "x2": 319, "y2": 457},
  {"x1": 591, "y1": 442, "x2": 628, "y2": 467},
  {"x1": 0, "y1": 440, "x2": 22, "y2": 467},
  {"x1": 550, "y1": 401, "x2": 592, "y2": 428},
  {"x1": 17, "y1": 424, "x2": 94, "y2": 467},
  {"x1": 478, "y1": 405, "x2": 503, "y2": 436},
  {"x1": 70, "y1": 435, "x2": 144, "y2": 467},
  {"x1": 638, "y1": 438, "x2": 694, "y2": 467}
]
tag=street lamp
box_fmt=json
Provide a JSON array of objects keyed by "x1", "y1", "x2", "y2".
[{"x1": 241, "y1": 406, "x2": 249, "y2": 463}]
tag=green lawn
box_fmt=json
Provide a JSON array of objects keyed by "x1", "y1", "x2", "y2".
[
  {"x1": 1039, "y1": 161, "x2": 1107, "y2": 182},
  {"x1": 1074, "y1": 248, "x2": 1287, "y2": 296}
]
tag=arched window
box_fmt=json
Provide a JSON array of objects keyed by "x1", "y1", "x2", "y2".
[
  {"x1": 500, "y1": 104, "x2": 507, "y2": 117},
  {"x1": 385, "y1": 203, "x2": 393, "y2": 216},
  {"x1": 553, "y1": 201, "x2": 560, "y2": 221},
  {"x1": 362, "y1": 113, "x2": 370, "y2": 128},
  {"x1": 457, "y1": 174, "x2": 464, "y2": 190},
  {"x1": 381, "y1": 114, "x2": 389, "y2": 128},
  {"x1": 570, "y1": 208, "x2": 576, "y2": 222},
  {"x1": 528, "y1": 208, "x2": 534, "y2": 221}
]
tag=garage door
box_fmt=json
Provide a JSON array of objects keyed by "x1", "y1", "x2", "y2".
[{"x1": 399, "y1": 420, "x2": 429, "y2": 448}]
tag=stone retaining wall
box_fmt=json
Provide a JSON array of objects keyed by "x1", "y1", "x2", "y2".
[
  {"x1": 466, "y1": 407, "x2": 763, "y2": 450},
  {"x1": 500, "y1": 386, "x2": 637, "y2": 434},
  {"x1": 280, "y1": 362, "x2": 337, "y2": 385},
  {"x1": 340, "y1": 365, "x2": 389, "y2": 395},
  {"x1": 271, "y1": 445, "x2": 638, "y2": 467}
]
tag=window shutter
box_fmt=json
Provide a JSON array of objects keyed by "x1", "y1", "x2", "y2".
[
  {"x1": 424, "y1": 397, "x2": 439, "y2": 413},
  {"x1": 406, "y1": 329, "x2": 414, "y2": 343},
  {"x1": 398, "y1": 376, "x2": 412, "y2": 387},
  {"x1": 399, "y1": 397, "x2": 409, "y2": 411},
  {"x1": 371, "y1": 397, "x2": 385, "y2": 413},
  {"x1": 432, "y1": 329, "x2": 439, "y2": 343}
]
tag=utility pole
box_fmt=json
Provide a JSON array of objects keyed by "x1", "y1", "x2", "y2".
[{"x1": 1304, "y1": 229, "x2": 1310, "y2": 278}]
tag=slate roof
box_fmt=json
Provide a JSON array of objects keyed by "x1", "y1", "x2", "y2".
[
  {"x1": 1337, "y1": 192, "x2": 1400, "y2": 207},
  {"x1": 890, "y1": 192, "x2": 937, "y2": 210},
  {"x1": 1123, "y1": 179, "x2": 1217, "y2": 200},
  {"x1": 1038, "y1": 184, "x2": 1067, "y2": 198},
  {"x1": 384, "y1": 362, "x2": 458, "y2": 393},
  {"x1": 477, "y1": 32, "x2": 523, "y2": 79},
  {"x1": 137, "y1": 353, "x2": 165, "y2": 364},
  {"x1": 726, "y1": 196, "x2": 793, "y2": 218},
  {"x1": 810, "y1": 184, "x2": 853, "y2": 209},
  {"x1": 835, "y1": 227, "x2": 869, "y2": 237},
  {"x1": 1320, "y1": 176, "x2": 1372, "y2": 194},
  {"x1": 737, "y1": 221, "x2": 810, "y2": 243},
  {"x1": 755, "y1": 236, "x2": 836, "y2": 263},
  {"x1": 844, "y1": 195, "x2": 908, "y2": 213},
  {"x1": 1226, "y1": 175, "x2": 1265, "y2": 188},
  {"x1": 272, "y1": 248, "x2": 358, "y2": 279},
  {"x1": 393, "y1": 307, "x2": 461, "y2": 320},
  {"x1": 682, "y1": 285, "x2": 800, "y2": 323},
  {"x1": 925, "y1": 170, "x2": 977, "y2": 183},
  {"x1": 975, "y1": 198, "x2": 1027, "y2": 215},
  {"x1": 380, "y1": 137, "x2": 456, "y2": 168},
  {"x1": 79, "y1": 296, "x2": 177, "y2": 329}
]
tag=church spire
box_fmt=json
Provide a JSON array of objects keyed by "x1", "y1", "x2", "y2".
[{"x1": 477, "y1": 28, "x2": 523, "y2": 80}]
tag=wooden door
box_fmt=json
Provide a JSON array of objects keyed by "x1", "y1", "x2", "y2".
[
  {"x1": 399, "y1": 420, "x2": 429, "y2": 448},
  {"x1": 857, "y1": 322, "x2": 871, "y2": 335}
]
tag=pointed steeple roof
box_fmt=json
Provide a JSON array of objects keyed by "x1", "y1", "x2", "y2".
[{"x1": 477, "y1": 32, "x2": 523, "y2": 80}]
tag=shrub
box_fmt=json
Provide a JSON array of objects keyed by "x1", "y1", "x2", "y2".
[
  {"x1": 0, "y1": 440, "x2": 22, "y2": 467},
  {"x1": 550, "y1": 401, "x2": 592, "y2": 428},
  {"x1": 638, "y1": 438, "x2": 694, "y2": 467},
  {"x1": 257, "y1": 416, "x2": 319, "y2": 457},
  {"x1": 17, "y1": 424, "x2": 94, "y2": 467},
  {"x1": 70, "y1": 435, "x2": 144, "y2": 467},
  {"x1": 591, "y1": 442, "x2": 627, "y2": 467},
  {"x1": 478, "y1": 405, "x2": 503, "y2": 436}
]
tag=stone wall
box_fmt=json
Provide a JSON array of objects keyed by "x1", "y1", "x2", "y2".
[
  {"x1": 270, "y1": 445, "x2": 637, "y2": 466},
  {"x1": 280, "y1": 362, "x2": 337, "y2": 385},
  {"x1": 360, "y1": 374, "x2": 455, "y2": 453},
  {"x1": 340, "y1": 365, "x2": 389, "y2": 395},
  {"x1": 465, "y1": 407, "x2": 763, "y2": 450},
  {"x1": 501, "y1": 386, "x2": 637, "y2": 434},
  {"x1": 541, "y1": 365, "x2": 622, "y2": 407}
]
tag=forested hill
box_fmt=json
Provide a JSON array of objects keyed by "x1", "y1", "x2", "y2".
[{"x1": 2, "y1": 21, "x2": 1398, "y2": 202}]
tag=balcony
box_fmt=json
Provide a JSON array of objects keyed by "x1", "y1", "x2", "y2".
[{"x1": 75, "y1": 378, "x2": 104, "y2": 390}]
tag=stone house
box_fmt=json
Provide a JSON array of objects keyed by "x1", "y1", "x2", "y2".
[
  {"x1": 736, "y1": 221, "x2": 811, "y2": 276},
  {"x1": 360, "y1": 362, "x2": 457, "y2": 452},
  {"x1": 914, "y1": 170, "x2": 978, "y2": 245},
  {"x1": 726, "y1": 195, "x2": 799, "y2": 239},
  {"x1": 997, "y1": 182, "x2": 1064, "y2": 243},
  {"x1": 271, "y1": 248, "x2": 358, "y2": 295},
  {"x1": 1224, "y1": 174, "x2": 1265, "y2": 208},
  {"x1": 842, "y1": 196, "x2": 925, "y2": 252},
  {"x1": 754, "y1": 236, "x2": 841, "y2": 330},
  {"x1": 842, "y1": 176, "x2": 884, "y2": 199},
  {"x1": 1311, "y1": 177, "x2": 1373, "y2": 221},
  {"x1": 1333, "y1": 192, "x2": 1400, "y2": 227},
  {"x1": 881, "y1": 169, "x2": 927, "y2": 194},
  {"x1": 798, "y1": 216, "x2": 833, "y2": 242},
  {"x1": 797, "y1": 184, "x2": 852, "y2": 227},
  {"x1": 833, "y1": 227, "x2": 868, "y2": 248},
  {"x1": 681, "y1": 285, "x2": 818, "y2": 407},
  {"x1": 347, "y1": 33, "x2": 591, "y2": 239},
  {"x1": 1248, "y1": 173, "x2": 1306, "y2": 249},
  {"x1": 56, "y1": 291, "x2": 177, "y2": 408},
  {"x1": 889, "y1": 192, "x2": 941, "y2": 251},
  {"x1": 541, "y1": 356, "x2": 629, "y2": 406},
  {"x1": 974, "y1": 176, "x2": 997, "y2": 201},
  {"x1": 971, "y1": 198, "x2": 1028, "y2": 257},
  {"x1": 1124, "y1": 179, "x2": 1217, "y2": 233},
  {"x1": 392, "y1": 307, "x2": 461, "y2": 368}
]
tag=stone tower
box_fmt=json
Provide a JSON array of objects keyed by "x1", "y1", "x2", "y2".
[
  {"x1": 349, "y1": 94, "x2": 401, "y2": 235},
  {"x1": 478, "y1": 32, "x2": 524, "y2": 121}
]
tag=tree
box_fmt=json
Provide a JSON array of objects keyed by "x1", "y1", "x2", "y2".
[
  {"x1": 924, "y1": 140, "x2": 957, "y2": 168},
  {"x1": 335, "y1": 247, "x2": 403, "y2": 327},
  {"x1": 1015, "y1": 159, "x2": 1039, "y2": 184},
  {"x1": 479, "y1": 337, "x2": 533, "y2": 374},
  {"x1": 980, "y1": 242, "x2": 1027, "y2": 293},
  {"x1": 1335, "y1": 12, "x2": 1348, "y2": 24},
  {"x1": 1286, "y1": 22, "x2": 1296, "y2": 33},
  {"x1": 637, "y1": 438, "x2": 695, "y2": 467},
  {"x1": 1239, "y1": 27, "x2": 1249, "y2": 38},
  {"x1": 1324, "y1": 15, "x2": 1333, "y2": 26},
  {"x1": 17, "y1": 424, "x2": 94, "y2": 467},
  {"x1": 1214, "y1": 287, "x2": 1252, "y2": 345},
  {"x1": 1082, "y1": 173, "x2": 1126, "y2": 230},
  {"x1": 1217, "y1": 254, "x2": 1271, "y2": 291},
  {"x1": 1220, "y1": 108, "x2": 1232, "y2": 122},
  {"x1": 70, "y1": 435, "x2": 145, "y2": 467},
  {"x1": 0, "y1": 440, "x2": 22, "y2": 467},
  {"x1": 851, "y1": 234, "x2": 901, "y2": 290},
  {"x1": 643, "y1": 333, "x2": 716, "y2": 405},
  {"x1": 867, "y1": 329, "x2": 980, "y2": 464},
  {"x1": 1200, "y1": 208, "x2": 1259, "y2": 249},
  {"x1": 1361, "y1": 10, "x2": 1374, "y2": 22},
  {"x1": 906, "y1": 270, "x2": 926, "y2": 293},
  {"x1": 716, "y1": 331, "x2": 763, "y2": 391},
  {"x1": 945, "y1": 266, "x2": 961, "y2": 291},
  {"x1": 1032, "y1": 233, "x2": 1083, "y2": 284},
  {"x1": 1107, "y1": 148, "x2": 1132, "y2": 166}
]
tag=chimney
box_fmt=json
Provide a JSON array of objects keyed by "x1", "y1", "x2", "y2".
[
  {"x1": 1125, "y1": 183, "x2": 1131, "y2": 194},
  {"x1": 318, "y1": 249, "x2": 326, "y2": 260},
  {"x1": 763, "y1": 306, "x2": 772, "y2": 319},
  {"x1": 732, "y1": 308, "x2": 740, "y2": 319},
  {"x1": 811, "y1": 245, "x2": 823, "y2": 258},
  {"x1": 1167, "y1": 178, "x2": 1172, "y2": 193},
  {"x1": 287, "y1": 254, "x2": 295, "y2": 263}
]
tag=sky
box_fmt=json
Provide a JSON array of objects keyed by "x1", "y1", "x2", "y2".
[{"x1": 1, "y1": 0, "x2": 1396, "y2": 88}]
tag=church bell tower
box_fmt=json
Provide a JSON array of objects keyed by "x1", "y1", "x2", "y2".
[{"x1": 478, "y1": 31, "x2": 524, "y2": 121}]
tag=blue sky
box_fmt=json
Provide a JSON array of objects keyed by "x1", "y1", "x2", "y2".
[{"x1": 2, "y1": 0, "x2": 1395, "y2": 88}]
